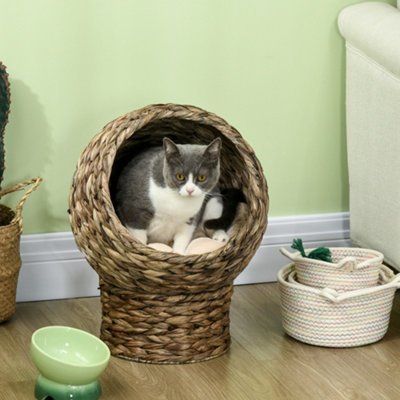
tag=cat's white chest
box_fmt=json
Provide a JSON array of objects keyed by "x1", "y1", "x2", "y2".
[{"x1": 148, "y1": 179, "x2": 204, "y2": 243}]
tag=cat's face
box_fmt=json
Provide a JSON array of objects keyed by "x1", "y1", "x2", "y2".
[{"x1": 163, "y1": 137, "x2": 221, "y2": 197}]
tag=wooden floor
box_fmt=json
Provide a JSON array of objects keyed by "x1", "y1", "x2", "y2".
[{"x1": 1, "y1": 282, "x2": 400, "y2": 400}]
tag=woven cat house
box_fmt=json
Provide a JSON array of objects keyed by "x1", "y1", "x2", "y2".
[{"x1": 69, "y1": 103, "x2": 268, "y2": 364}]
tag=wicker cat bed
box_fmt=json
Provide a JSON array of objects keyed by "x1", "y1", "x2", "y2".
[{"x1": 69, "y1": 104, "x2": 268, "y2": 364}]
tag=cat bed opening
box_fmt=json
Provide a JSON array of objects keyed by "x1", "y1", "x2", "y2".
[{"x1": 69, "y1": 103, "x2": 268, "y2": 364}]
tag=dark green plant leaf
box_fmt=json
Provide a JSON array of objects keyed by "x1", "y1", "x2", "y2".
[{"x1": 0, "y1": 61, "x2": 10, "y2": 187}]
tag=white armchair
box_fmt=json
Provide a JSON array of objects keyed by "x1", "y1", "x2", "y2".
[{"x1": 338, "y1": 2, "x2": 400, "y2": 270}]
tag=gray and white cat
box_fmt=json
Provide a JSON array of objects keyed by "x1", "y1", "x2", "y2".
[{"x1": 114, "y1": 137, "x2": 232, "y2": 254}]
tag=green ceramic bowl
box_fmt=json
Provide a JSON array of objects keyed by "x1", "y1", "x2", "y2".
[{"x1": 31, "y1": 326, "x2": 110, "y2": 386}]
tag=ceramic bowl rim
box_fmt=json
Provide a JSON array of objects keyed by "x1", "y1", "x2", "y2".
[{"x1": 31, "y1": 325, "x2": 110, "y2": 369}]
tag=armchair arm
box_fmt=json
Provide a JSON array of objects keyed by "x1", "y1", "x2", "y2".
[{"x1": 338, "y1": 2, "x2": 400, "y2": 77}]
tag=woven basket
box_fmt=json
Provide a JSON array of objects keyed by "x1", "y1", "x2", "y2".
[
  {"x1": 69, "y1": 104, "x2": 268, "y2": 364},
  {"x1": 280, "y1": 247, "x2": 383, "y2": 291},
  {"x1": 278, "y1": 263, "x2": 400, "y2": 347},
  {"x1": 0, "y1": 178, "x2": 41, "y2": 323}
]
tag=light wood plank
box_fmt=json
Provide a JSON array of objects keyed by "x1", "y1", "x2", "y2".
[{"x1": 1, "y1": 283, "x2": 400, "y2": 400}]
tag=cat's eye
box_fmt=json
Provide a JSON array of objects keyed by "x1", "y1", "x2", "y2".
[
  {"x1": 176, "y1": 174, "x2": 185, "y2": 181},
  {"x1": 197, "y1": 175, "x2": 207, "y2": 182}
]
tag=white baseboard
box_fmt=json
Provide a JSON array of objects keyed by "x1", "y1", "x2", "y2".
[{"x1": 16, "y1": 212, "x2": 351, "y2": 302}]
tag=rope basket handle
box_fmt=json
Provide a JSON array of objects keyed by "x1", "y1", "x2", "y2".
[
  {"x1": 336, "y1": 256, "x2": 357, "y2": 271},
  {"x1": 285, "y1": 264, "x2": 400, "y2": 303},
  {"x1": 319, "y1": 268, "x2": 400, "y2": 303},
  {"x1": 0, "y1": 177, "x2": 42, "y2": 222},
  {"x1": 279, "y1": 247, "x2": 298, "y2": 261}
]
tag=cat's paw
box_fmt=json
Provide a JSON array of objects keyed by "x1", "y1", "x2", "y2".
[
  {"x1": 212, "y1": 230, "x2": 229, "y2": 243},
  {"x1": 128, "y1": 228, "x2": 147, "y2": 244},
  {"x1": 172, "y1": 244, "x2": 187, "y2": 255}
]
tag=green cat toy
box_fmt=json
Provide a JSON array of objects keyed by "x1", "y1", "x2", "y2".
[{"x1": 291, "y1": 238, "x2": 332, "y2": 263}]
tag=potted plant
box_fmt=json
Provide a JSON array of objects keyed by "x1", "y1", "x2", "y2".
[{"x1": 0, "y1": 61, "x2": 41, "y2": 322}]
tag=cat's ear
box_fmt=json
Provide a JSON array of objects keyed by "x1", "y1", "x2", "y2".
[
  {"x1": 163, "y1": 137, "x2": 180, "y2": 161},
  {"x1": 204, "y1": 138, "x2": 222, "y2": 162}
]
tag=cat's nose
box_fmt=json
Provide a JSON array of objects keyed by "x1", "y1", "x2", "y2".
[{"x1": 186, "y1": 187, "x2": 195, "y2": 195}]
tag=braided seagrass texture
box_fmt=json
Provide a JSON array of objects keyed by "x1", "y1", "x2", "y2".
[
  {"x1": 0, "y1": 178, "x2": 41, "y2": 323},
  {"x1": 0, "y1": 205, "x2": 21, "y2": 322},
  {"x1": 100, "y1": 280, "x2": 233, "y2": 364},
  {"x1": 278, "y1": 264, "x2": 400, "y2": 347},
  {"x1": 69, "y1": 103, "x2": 268, "y2": 363}
]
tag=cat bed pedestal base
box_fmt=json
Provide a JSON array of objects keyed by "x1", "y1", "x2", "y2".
[{"x1": 100, "y1": 280, "x2": 232, "y2": 364}]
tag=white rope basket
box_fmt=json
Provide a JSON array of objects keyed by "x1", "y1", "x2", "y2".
[
  {"x1": 280, "y1": 247, "x2": 383, "y2": 291},
  {"x1": 278, "y1": 263, "x2": 400, "y2": 348}
]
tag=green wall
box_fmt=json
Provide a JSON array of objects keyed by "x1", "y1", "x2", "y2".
[{"x1": 0, "y1": 0, "x2": 395, "y2": 234}]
